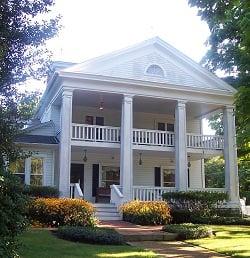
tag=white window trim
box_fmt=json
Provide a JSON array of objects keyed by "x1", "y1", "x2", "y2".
[
  {"x1": 154, "y1": 120, "x2": 175, "y2": 131},
  {"x1": 144, "y1": 64, "x2": 165, "y2": 77},
  {"x1": 161, "y1": 166, "x2": 175, "y2": 187},
  {"x1": 100, "y1": 164, "x2": 120, "y2": 188}
]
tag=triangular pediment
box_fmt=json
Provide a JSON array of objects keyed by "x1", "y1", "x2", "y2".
[{"x1": 64, "y1": 37, "x2": 236, "y2": 93}]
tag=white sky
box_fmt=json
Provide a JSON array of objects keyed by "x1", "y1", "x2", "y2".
[{"x1": 24, "y1": 0, "x2": 215, "y2": 134}]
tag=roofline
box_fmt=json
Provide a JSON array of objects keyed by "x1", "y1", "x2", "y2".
[
  {"x1": 15, "y1": 142, "x2": 58, "y2": 148},
  {"x1": 59, "y1": 70, "x2": 236, "y2": 97},
  {"x1": 24, "y1": 120, "x2": 55, "y2": 132}
]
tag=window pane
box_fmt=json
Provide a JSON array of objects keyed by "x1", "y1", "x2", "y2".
[
  {"x1": 163, "y1": 168, "x2": 175, "y2": 187},
  {"x1": 9, "y1": 160, "x2": 25, "y2": 174},
  {"x1": 30, "y1": 175, "x2": 42, "y2": 186},
  {"x1": 101, "y1": 166, "x2": 120, "y2": 188},
  {"x1": 31, "y1": 158, "x2": 43, "y2": 175}
]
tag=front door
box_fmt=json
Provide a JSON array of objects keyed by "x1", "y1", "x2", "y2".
[{"x1": 70, "y1": 164, "x2": 84, "y2": 191}]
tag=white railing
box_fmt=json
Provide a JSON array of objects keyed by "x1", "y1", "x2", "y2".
[
  {"x1": 133, "y1": 129, "x2": 175, "y2": 147},
  {"x1": 132, "y1": 186, "x2": 176, "y2": 201},
  {"x1": 72, "y1": 124, "x2": 224, "y2": 150},
  {"x1": 188, "y1": 187, "x2": 226, "y2": 193},
  {"x1": 110, "y1": 184, "x2": 124, "y2": 207},
  {"x1": 187, "y1": 134, "x2": 224, "y2": 150},
  {"x1": 70, "y1": 183, "x2": 84, "y2": 199},
  {"x1": 72, "y1": 123, "x2": 120, "y2": 143}
]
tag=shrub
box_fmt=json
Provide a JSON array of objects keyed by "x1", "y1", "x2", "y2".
[
  {"x1": 28, "y1": 198, "x2": 97, "y2": 227},
  {"x1": 23, "y1": 185, "x2": 59, "y2": 198},
  {"x1": 162, "y1": 191, "x2": 228, "y2": 216},
  {"x1": 163, "y1": 223, "x2": 213, "y2": 240},
  {"x1": 241, "y1": 191, "x2": 250, "y2": 205},
  {"x1": 120, "y1": 200, "x2": 171, "y2": 225},
  {"x1": 57, "y1": 226, "x2": 124, "y2": 245},
  {"x1": 170, "y1": 209, "x2": 192, "y2": 224},
  {"x1": 192, "y1": 216, "x2": 250, "y2": 225},
  {"x1": 0, "y1": 170, "x2": 29, "y2": 258}
]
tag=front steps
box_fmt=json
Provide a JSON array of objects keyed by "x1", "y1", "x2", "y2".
[{"x1": 94, "y1": 203, "x2": 122, "y2": 221}]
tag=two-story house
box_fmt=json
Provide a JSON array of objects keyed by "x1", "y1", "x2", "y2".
[{"x1": 15, "y1": 37, "x2": 239, "y2": 212}]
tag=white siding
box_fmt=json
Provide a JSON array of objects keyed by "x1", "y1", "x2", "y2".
[
  {"x1": 189, "y1": 160, "x2": 204, "y2": 188},
  {"x1": 71, "y1": 150, "x2": 203, "y2": 202},
  {"x1": 72, "y1": 105, "x2": 200, "y2": 133},
  {"x1": 23, "y1": 147, "x2": 55, "y2": 186}
]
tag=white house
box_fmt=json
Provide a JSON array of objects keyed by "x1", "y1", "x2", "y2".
[{"x1": 14, "y1": 37, "x2": 239, "y2": 212}]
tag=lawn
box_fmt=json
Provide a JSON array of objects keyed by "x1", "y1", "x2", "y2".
[
  {"x1": 186, "y1": 225, "x2": 250, "y2": 258},
  {"x1": 19, "y1": 229, "x2": 156, "y2": 258}
]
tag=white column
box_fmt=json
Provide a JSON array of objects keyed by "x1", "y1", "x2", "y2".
[
  {"x1": 59, "y1": 89, "x2": 73, "y2": 197},
  {"x1": 223, "y1": 106, "x2": 239, "y2": 205},
  {"x1": 120, "y1": 94, "x2": 133, "y2": 201},
  {"x1": 175, "y1": 100, "x2": 188, "y2": 191}
]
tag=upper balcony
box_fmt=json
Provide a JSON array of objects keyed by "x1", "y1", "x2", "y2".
[{"x1": 71, "y1": 123, "x2": 224, "y2": 151}]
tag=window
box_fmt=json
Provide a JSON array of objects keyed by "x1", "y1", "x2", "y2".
[
  {"x1": 167, "y1": 123, "x2": 174, "y2": 132},
  {"x1": 101, "y1": 166, "x2": 120, "y2": 188},
  {"x1": 9, "y1": 160, "x2": 25, "y2": 183},
  {"x1": 30, "y1": 158, "x2": 43, "y2": 186},
  {"x1": 146, "y1": 64, "x2": 164, "y2": 77},
  {"x1": 162, "y1": 167, "x2": 175, "y2": 187}
]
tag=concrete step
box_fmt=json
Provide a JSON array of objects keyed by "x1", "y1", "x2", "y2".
[{"x1": 94, "y1": 203, "x2": 121, "y2": 221}]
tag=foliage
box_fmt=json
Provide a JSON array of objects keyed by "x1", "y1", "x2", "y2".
[
  {"x1": 120, "y1": 200, "x2": 171, "y2": 225},
  {"x1": 170, "y1": 209, "x2": 192, "y2": 224},
  {"x1": 163, "y1": 223, "x2": 213, "y2": 240},
  {"x1": 0, "y1": 0, "x2": 60, "y2": 167},
  {"x1": 241, "y1": 191, "x2": 250, "y2": 205},
  {"x1": 19, "y1": 229, "x2": 156, "y2": 258},
  {"x1": 23, "y1": 185, "x2": 59, "y2": 198},
  {"x1": 57, "y1": 226, "x2": 124, "y2": 245},
  {"x1": 191, "y1": 216, "x2": 250, "y2": 226},
  {"x1": 204, "y1": 157, "x2": 225, "y2": 188},
  {"x1": 0, "y1": 169, "x2": 29, "y2": 258},
  {"x1": 188, "y1": 0, "x2": 250, "y2": 157},
  {"x1": 27, "y1": 198, "x2": 97, "y2": 227},
  {"x1": 162, "y1": 191, "x2": 228, "y2": 217}
]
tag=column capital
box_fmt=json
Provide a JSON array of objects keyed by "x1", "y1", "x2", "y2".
[
  {"x1": 224, "y1": 105, "x2": 234, "y2": 113},
  {"x1": 61, "y1": 88, "x2": 73, "y2": 98},
  {"x1": 123, "y1": 94, "x2": 134, "y2": 103},
  {"x1": 176, "y1": 99, "x2": 187, "y2": 106}
]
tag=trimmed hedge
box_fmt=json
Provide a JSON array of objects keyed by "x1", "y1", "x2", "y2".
[
  {"x1": 57, "y1": 226, "x2": 124, "y2": 245},
  {"x1": 28, "y1": 198, "x2": 96, "y2": 227},
  {"x1": 163, "y1": 191, "x2": 228, "y2": 216},
  {"x1": 23, "y1": 185, "x2": 59, "y2": 198},
  {"x1": 120, "y1": 200, "x2": 172, "y2": 225},
  {"x1": 192, "y1": 216, "x2": 250, "y2": 225},
  {"x1": 163, "y1": 223, "x2": 213, "y2": 240}
]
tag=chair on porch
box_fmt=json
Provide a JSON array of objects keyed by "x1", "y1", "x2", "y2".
[{"x1": 96, "y1": 187, "x2": 111, "y2": 203}]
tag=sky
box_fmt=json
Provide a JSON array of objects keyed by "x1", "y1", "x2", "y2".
[{"x1": 26, "y1": 0, "x2": 215, "y2": 134}]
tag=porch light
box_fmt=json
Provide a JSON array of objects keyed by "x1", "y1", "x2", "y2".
[
  {"x1": 99, "y1": 101, "x2": 104, "y2": 110},
  {"x1": 139, "y1": 153, "x2": 142, "y2": 165},
  {"x1": 83, "y1": 149, "x2": 87, "y2": 162}
]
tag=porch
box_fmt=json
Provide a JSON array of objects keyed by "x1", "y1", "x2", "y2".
[{"x1": 69, "y1": 147, "x2": 225, "y2": 204}]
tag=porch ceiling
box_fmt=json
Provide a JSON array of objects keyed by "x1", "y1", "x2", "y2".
[{"x1": 72, "y1": 90, "x2": 222, "y2": 118}]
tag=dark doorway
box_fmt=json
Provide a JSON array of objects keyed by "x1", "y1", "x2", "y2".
[{"x1": 70, "y1": 163, "x2": 84, "y2": 191}]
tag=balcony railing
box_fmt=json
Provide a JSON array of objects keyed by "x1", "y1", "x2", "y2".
[
  {"x1": 72, "y1": 123, "x2": 224, "y2": 150},
  {"x1": 187, "y1": 133, "x2": 224, "y2": 150}
]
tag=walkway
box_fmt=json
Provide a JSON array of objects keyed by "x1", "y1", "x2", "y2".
[{"x1": 99, "y1": 221, "x2": 229, "y2": 258}]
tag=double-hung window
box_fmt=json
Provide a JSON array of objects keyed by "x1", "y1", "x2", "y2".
[
  {"x1": 9, "y1": 159, "x2": 25, "y2": 184},
  {"x1": 30, "y1": 158, "x2": 44, "y2": 186}
]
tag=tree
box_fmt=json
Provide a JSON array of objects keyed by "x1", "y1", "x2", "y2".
[
  {"x1": 0, "y1": 0, "x2": 60, "y2": 166},
  {"x1": 188, "y1": 0, "x2": 250, "y2": 159},
  {"x1": 0, "y1": 1, "x2": 60, "y2": 257}
]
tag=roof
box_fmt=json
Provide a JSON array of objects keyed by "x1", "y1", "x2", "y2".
[
  {"x1": 15, "y1": 135, "x2": 59, "y2": 145},
  {"x1": 62, "y1": 37, "x2": 236, "y2": 94}
]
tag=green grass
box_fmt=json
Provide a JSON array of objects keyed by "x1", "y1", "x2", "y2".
[
  {"x1": 19, "y1": 229, "x2": 156, "y2": 258},
  {"x1": 186, "y1": 225, "x2": 250, "y2": 258}
]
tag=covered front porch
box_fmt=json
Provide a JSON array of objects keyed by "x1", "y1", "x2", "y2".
[{"x1": 69, "y1": 146, "x2": 225, "y2": 204}]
